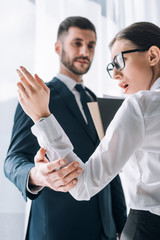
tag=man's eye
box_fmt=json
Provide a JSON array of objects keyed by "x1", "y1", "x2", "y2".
[
  {"x1": 73, "y1": 42, "x2": 82, "y2": 47},
  {"x1": 88, "y1": 45, "x2": 94, "y2": 50}
]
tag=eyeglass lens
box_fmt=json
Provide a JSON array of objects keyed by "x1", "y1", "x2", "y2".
[
  {"x1": 107, "y1": 53, "x2": 124, "y2": 78},
  {"x1": 115, "y1": 53, "x2": 124, "y2": 71}
]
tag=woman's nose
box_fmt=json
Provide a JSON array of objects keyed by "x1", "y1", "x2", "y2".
[{"x1": 112, "y1": 68, "x2": 122, "y2": 80}]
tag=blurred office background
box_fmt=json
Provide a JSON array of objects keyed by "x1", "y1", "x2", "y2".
[{"x1": 1, "y1": 0, "x2": 160, "y2": 239}]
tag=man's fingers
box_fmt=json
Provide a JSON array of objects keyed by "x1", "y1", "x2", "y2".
[
  {"x1": 57, "y1": 179, "x2": 78, "y2": 192},
  {"x1": 33, "y1": 158, "x2": 82, "y2": 191},
  {"x1": 55, "y1": 161, "x2": 81, "y2": 179},
  {"x1": 53, "y1": 167, "x2": 82, "y2": 190},
  {"x1": 40, "y1": 160, "x2": 82, "y2": 179},
  {"x1": 34, "y1": 148, "x2": 48, "y2": 164},
  {"x1": 40, "y1": 158, "x2": 66, "y2": 174}
]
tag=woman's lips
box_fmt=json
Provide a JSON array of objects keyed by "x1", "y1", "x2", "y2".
[
  {"x1": 123, "y1": 85, "x2": 129, "y2": 94},
  {"x1": 119, "y1": 82, "x2": 129, "y2": 93}
]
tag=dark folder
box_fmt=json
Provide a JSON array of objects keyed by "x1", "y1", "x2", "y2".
[{"x1": 88, "y1": 97, "x2": 124, "y2": 140}]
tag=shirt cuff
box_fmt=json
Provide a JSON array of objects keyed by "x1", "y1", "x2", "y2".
[
  {"x1": 31, "y1": 114, "x2": 74, "y2": 161},
  {"x1": 26, "y1": 171, "x2": 44, "y2": 194}
]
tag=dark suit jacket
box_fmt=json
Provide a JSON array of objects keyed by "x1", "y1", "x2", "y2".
[{"x1": 4, "y1": 77, "x2": 127, "y2": 240}]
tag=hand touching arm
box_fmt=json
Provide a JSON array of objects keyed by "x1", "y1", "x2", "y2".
[{"x1": 29, "y1": 148, "x2": 82, "y2": 192}]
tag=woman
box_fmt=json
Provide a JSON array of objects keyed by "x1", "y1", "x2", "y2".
[{"x1": 17, "y1": 22, "x2": 160, "y2": 240}]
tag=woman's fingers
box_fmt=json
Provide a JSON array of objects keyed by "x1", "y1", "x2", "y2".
[
  {"x1": 35, "y1": 74, "x2": 49, "y2": 94},
  {"x1": 17, "y1": 81, "x2": 27, "y2": 95},
  {"x1": 19, "y1": 66, "x2": 38, "y2": 87},
  {"x1": 16, "y1": 69, "x2": 31, "y2": 89},
  {"x1": 17, "y1": 67, "x2": 49, "y2": 95}
]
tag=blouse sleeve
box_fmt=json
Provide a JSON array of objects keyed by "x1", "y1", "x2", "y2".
[{"x1": 32, "y1": 96, "x2": 145, "y2": 200}]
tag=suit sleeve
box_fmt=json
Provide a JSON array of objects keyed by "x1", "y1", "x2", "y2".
[
  {"x1": 4, "y1": 103, "x2": 41, "y2": 201},
  {"x1": 110, "y1": 174, "x2": 127, "y2": 234}
]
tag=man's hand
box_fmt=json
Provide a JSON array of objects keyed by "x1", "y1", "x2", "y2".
[
  {"x1": 29, "y1": 148, "x2": 82, "y2": 192},
  {"x1": 16, "y1": 66, "x2": 50, "y2": 122}
]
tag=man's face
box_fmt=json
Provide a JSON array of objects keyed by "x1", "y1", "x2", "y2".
[{"x1": 58, "y1": 27, "x2": 96, "y2": 76}]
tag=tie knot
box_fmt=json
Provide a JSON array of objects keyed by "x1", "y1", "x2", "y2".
[
  {"x1": 75, "y1": 84, "x2": 85, "y2": 92},
  {"x1": 75, "y1": 84, "x2": 91, "y2": 103}
]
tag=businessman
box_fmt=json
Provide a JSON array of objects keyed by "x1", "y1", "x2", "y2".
[{"x1": 4, "y1": 16, "x2": 126, "y2": 240}]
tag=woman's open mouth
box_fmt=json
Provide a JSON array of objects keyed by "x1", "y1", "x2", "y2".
[
  {"x1": 123, "y1": 84, "x2": 129, "y2": 94},
  {"x1": 119, "y1": 82, "x2": 129, "y2": 93}
]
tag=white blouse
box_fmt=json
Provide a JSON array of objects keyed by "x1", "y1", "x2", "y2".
[{"x1": 32, "y1": 78, "x2": 160, "y2": 216}]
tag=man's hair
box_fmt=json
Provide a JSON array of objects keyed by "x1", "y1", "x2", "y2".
[{"x1": 57, "y1": 16, "x2": 96, "y2": 40}]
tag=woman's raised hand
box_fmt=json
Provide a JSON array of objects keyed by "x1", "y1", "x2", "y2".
[{"x1": 16, "y1": 66, "x2": 51, "y2": 122}]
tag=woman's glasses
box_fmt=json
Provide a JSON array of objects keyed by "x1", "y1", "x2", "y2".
[{"x1": 106, "y1": 49, "x2": 148, "y2": 78}]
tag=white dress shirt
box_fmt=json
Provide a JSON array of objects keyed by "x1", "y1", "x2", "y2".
[
  {"x1": 31, "y1": 78, "x2": 160, "y2": 216},
  {"x1": 56, "y1": 73, "x2": 93, "y2": 122}
]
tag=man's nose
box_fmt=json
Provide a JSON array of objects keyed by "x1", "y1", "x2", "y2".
[{"x1": 80, "y1": 45, "x2": 90, "y2": 56}]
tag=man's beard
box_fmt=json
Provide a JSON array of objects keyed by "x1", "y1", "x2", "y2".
[{"x1": 61, "y1": 48, "x2": 92, "y2": 75}]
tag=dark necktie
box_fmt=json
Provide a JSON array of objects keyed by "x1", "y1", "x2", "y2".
[{"x1": 75, "y1": 84, "x2": 98, "y2": 142}]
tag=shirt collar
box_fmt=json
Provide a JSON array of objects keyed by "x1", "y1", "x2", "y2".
[
  {"x1": 150, "y1": 77, "x2": 160, "y2": 91},
  {"x1": 56, "y1": 73, "x2": 84, "y2": 91}
]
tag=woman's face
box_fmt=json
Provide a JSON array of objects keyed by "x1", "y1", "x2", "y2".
[{"x1": 110, "y1": 40, "x2": 154, "y2": 95}]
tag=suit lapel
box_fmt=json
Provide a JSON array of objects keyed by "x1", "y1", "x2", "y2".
[{"x1": 50, "y1": 78, "x2": 95, "y2": 142}]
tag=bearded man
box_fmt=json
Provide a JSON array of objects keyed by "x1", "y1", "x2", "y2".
[{"x1": 4, "y1": 16, "x2": 126, "y2": 240}]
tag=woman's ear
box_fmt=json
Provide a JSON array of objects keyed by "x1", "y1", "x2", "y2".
[
  {"x1": 55, "y1": 41, "x2": 62, "y2": 55},
  {"x1": 148, "y1": 46, "x2": 160, "y2": 66}
]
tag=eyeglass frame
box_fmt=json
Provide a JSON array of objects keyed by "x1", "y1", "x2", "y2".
[{"x1": 106, "y1": 49, "x2": 148, "y2": 79}]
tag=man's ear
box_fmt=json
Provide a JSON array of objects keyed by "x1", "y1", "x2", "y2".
[
  {"x1": 55, "y1": 41, "x2": 62, "y2": 55},
  {"x1": 148, "y1": 46, "x2": 160, "y2": 66}
]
